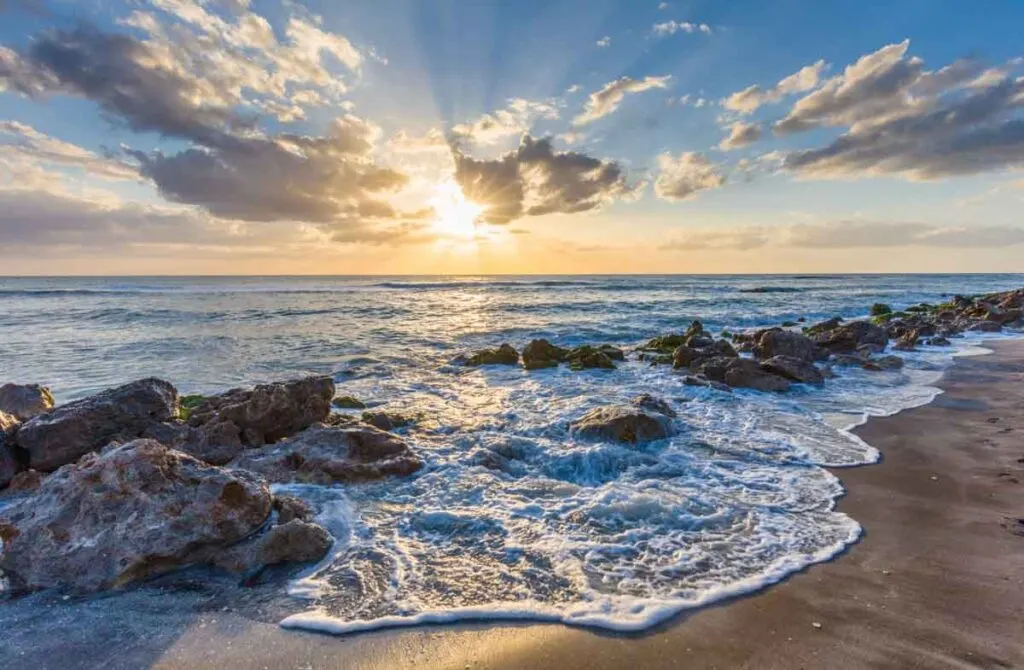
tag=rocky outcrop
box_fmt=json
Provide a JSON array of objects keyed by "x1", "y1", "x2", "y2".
[
  {"x1": 229, "y1": 422, "x2": 422, "y2": 484},
  {"x1": 671, "y1": 337, "x2": 738, "y2": 370},
  {"x1": 202, "y1": 519, "x2": 331, "y2": 577},
  {"x1": 360, "y1": 410, "x2": 417, "y2": 431},
  {"x1": 565, "y1": 345, "x2": 617, "y2": 370},
  {"x1": 692, "y1": 357, "x2": 792, "y2": 392},
  {"x1": 631, "y1": 394, "x2": 677, "y2": 418},
  {"x1": 682, "y1": 375, "x2": 733, "y2": 392},
  {"x1": 569, "y1": 406, "x2": 675, "y2": 444},
  {"x1": 812, "y1": 320, "x2": 889, "y2": 354},
  {"x1": 522, "y1": 339, "x2": 569, "y2": 370},
  {"x1": 0, "y1": 383, "x2": 54, "y2": 422},
  {"x1": 0, "y1": 440, "x2": 272, "y2": 592},
  {"x1": 465, "y1": 343, "x2": 519, "y2": 366},
  {"x1": 15, "y1": 378, "x2": 179, "y2": 472},
  {"x1": 185, "y1": 376, "x2": 334, "y2": 451},
  {"x1": 332, "y1": 395, "x2": 366, "y2": 409},
  {"x1": 753, "y1": 329, "x2": 825, "y2": 363},
  {"x1": 759, "y1": 355, "x2": 825, "y2": 386},
  {"x1": 892, "y1": 331, "x2": 918, "y2": 352}
]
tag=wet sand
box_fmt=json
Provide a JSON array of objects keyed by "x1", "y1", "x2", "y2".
[{"x1": 4, "y1": 342, "x2": 1023, "y2": 669}]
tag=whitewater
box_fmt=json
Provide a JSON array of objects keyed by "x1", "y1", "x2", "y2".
[{"x1": 1, "y1": 273, "x2": 1022, "y2": 634}]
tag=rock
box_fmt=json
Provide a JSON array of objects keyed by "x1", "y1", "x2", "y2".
[
  {"x1": 465, "y1": 343, "x2": 519, "y2": 366},
  {"x1": 160, "y1": 419, "x2": 244, "y2": 466},
  {"x1": 682, "y1": 375, "x2": 732, "y2": 393},
  {"x1": 753, "y1": 329, "x2": 824, "y2": 363},
  {"x1": 856, "y1": 343, "x2": 886, "y2": 356},
  {"x1": 684, "y1": 320, "x2": 704, "y2": 339},
  {"x1": 639, "y1": 353, "x2": 674, "y2": 366},
  {"x1": 3, "y1": 469, "x2": 42, "y2": 495},
  {"x1": 522, "y1": 339, "x2": 569, "y2": 370},
  {"x1": 273, "y1": 495, "x2": 315, "y2": 523},
  {"x1": 967, "y1": 320, "x2": 1002, "y2": 333},
  {"x1": 0, "y1": 440, "x2": 271, "y2": 592},
  {"x1": 642, "y1": 334, "x2": 689, "y2": 353},
  {"x1": 870, "y1": 303, "x2": 893, "y2": 316},
  {"x1": 672, "y1": 345, "x2": 706, "y2": 369},
  {"x1": 708, "y1": 339, "x2": 739, "y2": 358},
  {"x1": 1, "y1": 445, "x2": 18, "y2": 491},
  {"x1": 804, "y1": 317, "x2": 843, "y2": 337},
  {"x1": 693, "y1": 357, "x2": 791, "y2": 392},
  {"x1": 892, "y1": 331, "x2": 918, "y2": 352},
  {"x1": 332, "y1": 395, "x2": 366, "y2": 409},
  {"x1": 16, "y1": 378, "x2": 179, "y2": 472},
  {"x1": 812, "y1": 320, "x2": 888, "y2": 354},
  {"x1": 0, "y1": 383, "x2": 54, "y2": 422},
  {"x1": 596, "y1": 344, "x2": 626, "y2": 361},
  {"x1": 685, "y1": 334, "x2": 715, "y2": 349},
  {"x1": 569, "y1": 406, "x2": 674, "y2": 444},
  {"x1": 831, "y1": 353, "x2": 903, "y2": 371},
  {"x1": 565, "y1": 345, "x2": 616, "y2": 371},
  {"x1": 361, "y1": 411, "x2": 416, "y2": 431},
  {"x1": 926, "y1": 336, "x2": 952, "y2": 347},
  {"x1": 230, "y1": 422, "x2": 422, "y2": 484},
  {"x1": 186, "y1": 376, "x2": 334, "y2": 449},
  {"x1": 874, "y1": 355, "x2": 905, "y2": 370},
  {"x1": 205, "y1": 519, "x2": 331, "y2": 576},
  {"x1": 759, "y1": 356, "x2": 825, "y2": 386},
  {"x1": 631, "y1": 393, "x2": 677, "y2": 418}
]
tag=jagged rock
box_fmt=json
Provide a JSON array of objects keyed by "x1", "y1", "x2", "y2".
[
  {"x1": 465, "y1": 343, "x2": 519, "y2": 366},
  {"x1": 230, "y1": 422, "x2": 422, "y2": 484},
  {"x1": 273, "y1": 495, "x2": 315, "y2": 523},
  {"x1": 596, "y1": 344, "x2": 626, "y2": 361},
  {"x1": 926, "y1": 336, "x2": 952, "y2": 346},
  {"x1": 522, "y1": 339, "x2": 569, "y2": 370},
  {"x1": 892, "y1": 331, "x2": 918, "y2": 352},
  {"x1": 149, "y1": 419, "x2": 244, "y2": 466},
  {"x1": 759, "y1": 355, "x2": 825, "y2": 386},
  {"x1": 812, "y1": 320, "x2": 888, "y2": 354},
  {"x1": 361, "y1": 411, "x2": 417, "y2": 431},
  {"x1": 682, "y1": 375, "x2": 733, "y2": 393},
  {"x1": 753, "y1": 329, "x2": 825, "y2": 363},
  {"x1": 0, "y1": 384, "x2": 54, "y2": 422},
  {"x1": 16, "y1": 378, "x2": 179, "y2": 472},
  {"x1": 693, "y1": 357, "x2": 791, "y2": 392},
  {"x1": 204, "y1": 519, "x2": 331, "y2": 576},
  {"x1": 631, "y1": 394, "x2": 677, "y2": 418},
  {"x1": 565, "y1": 345, "x2": 616, "y2": 370},
  {"x1": 685, "y1": 334, "x2": 715, "y2": 349},
  {"x1": 672, "y1": 345, "x2": 706, "y2": 369},
  {"x1": 3, "y1": 469, "x2": 42, "y2": 495},
  {"x1": 0, "y1": 440, "x2": 271, "y2": 592},
  {"x1": 804, "y1": 317, "x2": 843, "y2": 337},
  {"x1": 332, "y1": 395, "x2": 366, "y2": 409},
  {"x1": 186, "y1": 376, "x2": 334, "y2": 450},
  {"x1": 569, "y1": 406, "x2": 674, "y2": 444},
  {"x1": 643, "y1": 334, "x2": 688, "y2": 353}
]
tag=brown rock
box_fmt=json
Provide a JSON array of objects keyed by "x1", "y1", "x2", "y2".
[
  {"x1": 465, "y1": 343, "x2": 519, "y2": 366},
  {"x1": 753, "y1": 329, "x2": 825, "y2": 363},
  {"x1": 0, "y1": 384, "x2": 54, "y2": 422},
  {"x1": 631, "y1": 393, "x2": 677, "y2": 418},
  {"x1": 759, "y1": 356, "x2": 825, "y2": 386},
  {"x1": 813, "y1": 320, "x2": 888, "y2": 354},
  {"x1": 522, "y1": 339, "x2": 569, "y2": 370},
  {"x1": 569, "y1": 406, "x2": 675, "y2": 444}
]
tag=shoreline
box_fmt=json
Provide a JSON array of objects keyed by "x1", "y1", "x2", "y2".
[{"x1": 105, "y1": 340, "x2": 1024, "y2": 668}]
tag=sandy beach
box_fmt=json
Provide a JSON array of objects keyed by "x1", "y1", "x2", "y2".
[
  {"x1": 141, "y1": 339, "x2": 1023, "y2": 669},
  {"x1": 2, "y1": 339, "x2": 1022, "y2": 669}
]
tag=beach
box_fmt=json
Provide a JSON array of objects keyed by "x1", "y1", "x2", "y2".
[{"x1": 5, "y1": 339, "x2": 1011, "y2": 670}]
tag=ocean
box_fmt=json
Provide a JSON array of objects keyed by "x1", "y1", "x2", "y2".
[{"x1": 1, "y1": 273, "x2": 1022, "y2": 634}]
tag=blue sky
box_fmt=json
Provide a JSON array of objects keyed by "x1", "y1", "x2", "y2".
[{"x1": 1, "y1": 0, "x2": 1023, "y2": 274}]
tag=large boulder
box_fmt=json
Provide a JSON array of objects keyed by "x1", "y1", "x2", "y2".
[
  {"x1": 465, "y1": 343, "x2": 519, "y2": 366},
  {"x1": 569, "y1": 406, "x2": 675, "y2": 444},
  {"x1": 230, "y1": 422, "x2": 422, "y2": 484},
  {"x1": 185, "y1": 376, "x2": 335, "y2": 449},
  {"x1": 522, "y1": 339, "x2": 568, "y2": 370},
  {"x1": 672, "y1": 339, "x2": 737, "y2": 370},
  {"x1": 0, "y1": 440, "x2": 272, "y2": 592},
  {"x1": 812, "y1": 320, "x2": 888, "y2": 354},
  {"x1": 759, "y1": 355, "x2": 825, "y2": 386},
  {"x1": 16, "y1": 378, "x2": 179, "y2": 472},
  {"x1": 201, "y1": 519, "x2": 331, "y2": 576},
  {"x1": 565, "y1": 345, "x2": 616, "y2": 370},
  {"x1": 753, "y1": 329, "x2": 825, "y2": 363},
  {"x1": 0, "y1": 383, "x2": 54, "y2": 422},
  {"x1": 693, "y1": 357, "x2": 791, "y2": 392}
]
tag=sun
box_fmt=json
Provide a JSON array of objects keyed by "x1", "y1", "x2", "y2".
[{"x1": 429, "y1": 180, "x2": 486, "y2": 239}]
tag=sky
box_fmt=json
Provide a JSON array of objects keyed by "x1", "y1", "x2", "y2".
[{"x1": 1, "y1": 0, "x2": 1024, "y2": 275}]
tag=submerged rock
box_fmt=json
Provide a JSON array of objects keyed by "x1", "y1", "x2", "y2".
[
  {"x1": 0, "y1": 439, "x2": 272, "y2": 592},
  {"x1": 759, "y1": 355, "x2": 825, "y2": 386},
  {"x1": 16, "y1": 378, "x2": 179, "y2": 472},
  {"x1": 569, "y1": 406, "x2": 675, "y2": 444},
  {"x1": 0, "y1": 383, "x2": 54, "y2": 422},
  {"x1": 230, "y1": 422, "x2": 422, "y2": 484},
  {"x1": 522, "y1": 339, "x2": 568, "y2": 370},
  {"x1": 186, "y1": 376, "x2": 334, "y2": 449},
  {"x1": 465, "y1": 343, "x2": 519, "y2": 366},
  {"x1": 631, "y1": 394, "x2": 677, "y2": 418}
]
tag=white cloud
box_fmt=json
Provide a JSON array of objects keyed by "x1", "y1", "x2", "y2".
[
  {"x1": 0, "y1": 121, "x2": 139, "y2": 180},
  {"x1": 573, "y1": 75, "x2": 671, "y2": 125},
  {"x1": 652, "y1": 20, "x2": 711, "y2": 37},
  {"x1": 723, "y1": 60, "x2": 826, "y2": 115},
  {"x1": 451, "y1": 98, "x2": 560, "y2": 145},
  {"x1": 654, "y1": 152, "x2": 725, "y2": 201},
  {"x1": 719, "y1": 121, "x2": 763, "y2": 150},
  {"x1": 596, "y1": 36, "x2": 611, "y2": 48}
]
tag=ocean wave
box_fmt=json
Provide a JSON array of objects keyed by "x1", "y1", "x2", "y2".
[{"x1": 737, "y1": 286, "x2": 807, "y2": 294}]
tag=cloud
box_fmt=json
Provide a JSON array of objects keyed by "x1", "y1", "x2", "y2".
[
  {"x1": 660, "y1": 220, "x2": 1024, "y2": 251},
  {"x1": 573, "y1": 75, "x2": 671, "y2": 125},
  {"x1": 596, "y1": 36, "x2": 611, "y2": 48},
  {"x1": 658, "y1": 2, "x2": 669, "y2": 10},
  {"x1": 451, "y1": 98, "x2": 559, "y2": 145},
  {"x1": 0, "y1": 120, "x2": 138, "y2": 180},
  {"x1": 452, "y1": 135, "x2": 640, "y2": 224},
  {"x1": 719, "y1": 121, "x2": 762, "y2": 150},
  {"x1": 723, "y1": 60, "x2": 826, "y2": 115},
  {"x1": 386, "y1": 128, "x2": 449, "y2": 154},
  {"x1": 651, "y1": 21, "x2": 711, "y2": 37},
  {"x1": 654, "y1": 152, "x2": 725, "y2": 201},
  {"x1": 777, "y1": 42, "x2": 1024, "y2": 180}
]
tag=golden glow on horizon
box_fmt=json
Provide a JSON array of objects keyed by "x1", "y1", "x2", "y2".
[{"x1": 429, "y1": 180, "x2": 486, "y2": 240}]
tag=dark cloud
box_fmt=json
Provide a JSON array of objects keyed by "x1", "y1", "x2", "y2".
[{"x1": 452, "y1": 135, "x2": 637, "y2": 224}]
